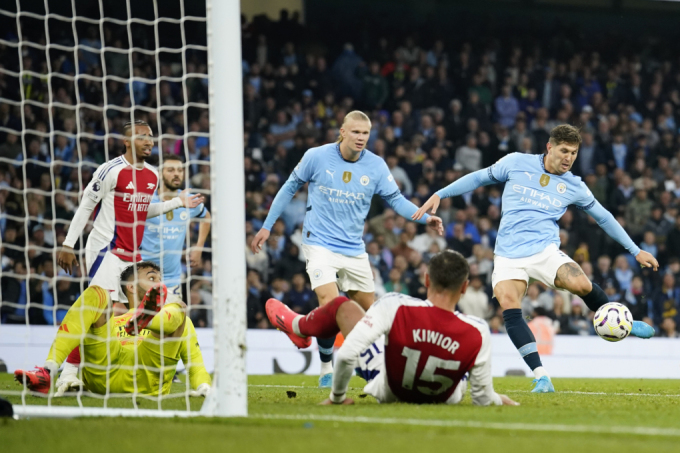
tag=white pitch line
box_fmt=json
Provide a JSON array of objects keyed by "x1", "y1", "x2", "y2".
[
  {"x1": 249, "y1": 385, "x2": 309, "y2": 389},
  {"x1": 250, "y1": 385, "x2": 680, "y2": 398},
  {"x1": 506, "y1": 390, "x2": 680, "y2": 398},
  {"x1": 252, "y1": 413, "x2": 680, "y2": 437}
]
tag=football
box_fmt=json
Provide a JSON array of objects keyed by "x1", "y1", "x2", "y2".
[{"x1": 593, "y1": 302, "x2": 633, "y2": 342}]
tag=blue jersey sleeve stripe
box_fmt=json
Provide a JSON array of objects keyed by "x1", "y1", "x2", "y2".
[
  {"x1": 575, "y1": 200, "x2": 596, "y2": 210},
  {"x1": 487, "y1": 166, "x2": 500, "y2": 183},
  {"x1": 291, "y1": 170, "x2": 306, "y2": 185},
  {"x1": 382, "y1": 190, "x2": 401, "y2": 203}
]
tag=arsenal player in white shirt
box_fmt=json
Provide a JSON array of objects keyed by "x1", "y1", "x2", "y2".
[
  {"x1": 266, "y1": 250, "x2": 519, "y2": 406},
  {"x1": 54, "y1": 120, "x2": 203, "y2": 394}
]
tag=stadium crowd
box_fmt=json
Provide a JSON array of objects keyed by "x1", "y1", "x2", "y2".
[{"x1": 1, "y1": 10, "x2": 680, "y2": 339}]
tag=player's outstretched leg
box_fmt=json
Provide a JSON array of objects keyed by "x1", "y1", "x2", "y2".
[
  {"x1": 14, "y1": 367, "x2": 52, "y2": 394},
  {"x1": 266, "y1": 297, "x2": 354, "y2": 350},
  {"x1": 266, "y1": 299, "x2": 312, "y2": 349},
  {"x1": 577, "y1": 281, "x2": 655, "y2": 339},
  {"x1": 15, "y1": 286, "x2": 110, "y2": 394}
]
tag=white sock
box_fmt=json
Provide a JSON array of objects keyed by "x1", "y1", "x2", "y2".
[
  {"x1": 291, "y1": 316, "x2": 306, "y2": 337},
  {"x1": 533, "y1": 366, "x2": 549, "y2": 379},
  {"x1": 320, "y1": 361, "x2": 333, "y2": 376}
]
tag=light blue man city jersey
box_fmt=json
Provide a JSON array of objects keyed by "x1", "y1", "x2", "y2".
[
  {"x1": 294, "y1": 143, "x2": 401, "y2": 256},
  {"x1": 490, "y1": 153, "x2": 595, "y2": 258},
  {"x1": 141, "y1": 191, "x2": 207, "y2": 286}
]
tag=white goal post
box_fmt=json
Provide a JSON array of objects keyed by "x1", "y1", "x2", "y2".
[{"x1": 0, "y1": 0, "x2": 246, "y2": 418}]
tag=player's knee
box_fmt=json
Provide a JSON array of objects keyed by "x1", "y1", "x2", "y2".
[
  {"x1": 571, "y1": 278, "x2": 593, "y2": 296},
  {"x1": 336, "y1": 299, "x2": 365, "y2": 337},
  {"x1": 496, "y1": 294, "x2": 521, "y2": 310}
]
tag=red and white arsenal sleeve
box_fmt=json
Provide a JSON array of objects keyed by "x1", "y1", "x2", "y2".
[
  {"x1": 458, "y1": 315, "x2": 503, "y2": 406},
  {"x1": 63, "y1": 160, "x2": 118, "y2": 248}
]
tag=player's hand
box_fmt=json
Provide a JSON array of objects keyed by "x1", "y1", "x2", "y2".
[
  {"x1": 499, "y1": 394, "x2": 520, "y2": 406},
  {"x1": 178, "y1": 189, "x2": 205, "y2": 208},
  {"x1": 426, "y1": 215, "x2": 444, "y2": 236},
  {"x1": 189, "y1": 249, "x2": 203, "y2": 268},
  {"x1": 251, "y1": 228, "x2": 270, "y2": 254},
  {"x1": 412, "y1": 194, "x2": 441, "y2": 221},
  {"x1": 319, "y1": 398, "x2": 355, "y2": 405},
  {"x1": 57, "y1": 247, "x2": 79, "y2": 275},
  {"x1": 636, "y1": 250, "x2": 659, "y2": 271},
  {"x1": 189, "y1": 383, "x2": 211, "y2": 397}
]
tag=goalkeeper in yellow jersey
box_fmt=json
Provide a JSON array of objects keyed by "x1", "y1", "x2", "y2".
[{"x1": 14, "y1": 261, "x2": 212, "y2": 397}]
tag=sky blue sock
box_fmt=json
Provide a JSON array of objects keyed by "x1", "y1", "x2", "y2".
[{"x1": 503, "y1": 308, "x2": 543, "y2": 371}]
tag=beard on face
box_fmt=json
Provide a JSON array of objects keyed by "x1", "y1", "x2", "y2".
[{"x1": 163, "y1": 176, "x2": 183, "y2": 190}]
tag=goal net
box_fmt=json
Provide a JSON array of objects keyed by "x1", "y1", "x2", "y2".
[{"x1": 0, "y1": 0, "x2": 246, "y2": 417}]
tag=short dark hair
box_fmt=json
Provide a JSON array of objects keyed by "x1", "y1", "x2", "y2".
[
  {"x1": 123, "y1": 120, "x2": 150, "y2": 137},
  {"x1": 427, "y1": 250, "x2": 469, "y2": 292},
  {"x1": 549, "y1": 124, "x2": 582, "y2": 147},
  {"x1": 162, "y1": 153, "x2": 182, "y2": 163},
  {"x1": 119, "y1": 261, "x2": 161, "y2": 298}
]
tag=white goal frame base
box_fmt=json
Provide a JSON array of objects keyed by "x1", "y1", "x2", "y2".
[{"x1": 12, "y1": 405, "x2": 203, "y2": 419}]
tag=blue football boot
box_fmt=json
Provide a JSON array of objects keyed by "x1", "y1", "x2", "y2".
[
  {"x1": 531, "y1": 376, "x2": 555, "y2": 393},
  {"x1": 319, "y1": 373, "x2": 333, "y2": 388},
  {"x1": 631, "y1": 321, "x2": 655, "y2": 339}
]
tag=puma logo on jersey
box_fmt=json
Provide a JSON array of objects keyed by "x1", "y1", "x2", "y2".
[
  {"x1": 126, "y1": 182, "x2": 135, "y2": 190},
  {"x1": 326, "y1": 169, "x2": 335, "y2": 180},
  {"x1": 524, "y1": 172, "x2": 534, "y2": 180},
  {"x1": 412, "y1": 329, "x2": 460, "y2": 354}
]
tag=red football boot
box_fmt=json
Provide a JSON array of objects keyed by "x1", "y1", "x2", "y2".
[
  {"x1": 124, "y1": 283, "x2": 167, "y2": 335},
  {"x1": 14, "y1": 367, "x2": 51, "y2": 394},
  {"x1": 265, "y1": 298, "x2": 311, "y2": 349}
]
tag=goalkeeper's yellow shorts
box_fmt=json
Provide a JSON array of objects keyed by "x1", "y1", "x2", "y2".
[{"x1": 81, "y1": 315, "x2": 182, "y2": 396}]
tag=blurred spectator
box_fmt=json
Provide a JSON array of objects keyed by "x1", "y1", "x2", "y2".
[
  {"x1": 567, "y1": 299, "x2": 591, "y2": 336},
  {"x1": 283, "y1": 273, "x2": 317, "y2": 314},
  {"x1": 3, "y1": 8, "x2": 680, "y2": 340},
  {"x1": 457, "y1": 276, "x2": 491, "y2": 320},
  {"x1": 660, "y1": 318, "x2": 680, "y2": 338},
  {"x1": 384, "y1": 268, "x2": 408, "y2": 295},
  {"x1": 650, "y1": 273, "x2": 680, "y2": 324}
]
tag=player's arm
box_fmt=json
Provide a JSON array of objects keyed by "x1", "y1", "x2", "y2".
[
  {"x1": 179, "y1": 317, "x2": 212, "y2": 396},
  {"x1": 327, "y1": 300, "x2": 394, "y2": 404},
  {"x1": 60, "y1": 165, "x2": 115, "y2": 274},
  {"x1": 468, "y1": 320, "x2": 517, "y2": 406},
  {"x1": 190, "y1": 208, "x2": 211, "y2": 268},
  {"x1": 146, "y1": 302, "x2": 187, "y2": 335},
  {"x1": 376, "y1": 161, "x2": 442, "y2": 234},
  {"x1": 251, "y1": 150, "x2": 316, "y2": 253},
  {"x1": 581, "y1": 200, "x2": 658, "y2": 270},
  {"x1": 146, "y1": 189, "x2": 204, "y2": 218},
  {"x1": 413, "y1": 153, "x2": 517, "y2": 220}
]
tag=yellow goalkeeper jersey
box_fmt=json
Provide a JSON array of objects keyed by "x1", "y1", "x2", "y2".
[{"x1": 79, "y1": 288, "x2": 211, "y2": 396}]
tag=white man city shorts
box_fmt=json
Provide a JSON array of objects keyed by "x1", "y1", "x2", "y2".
[
  {"x1": 85, "y1": 248, "x2": 131, "y2": 303},
  {"x1": 491, "y1": 243, "x2": 576, "y2": 294},
  {"x1": 301, "y1": 244, "x2": 375, "y2": 293}
]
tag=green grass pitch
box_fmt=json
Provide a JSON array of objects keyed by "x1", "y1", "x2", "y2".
[{"x1": 2, "y1": 373, "x2": 680, "y2": 452}]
